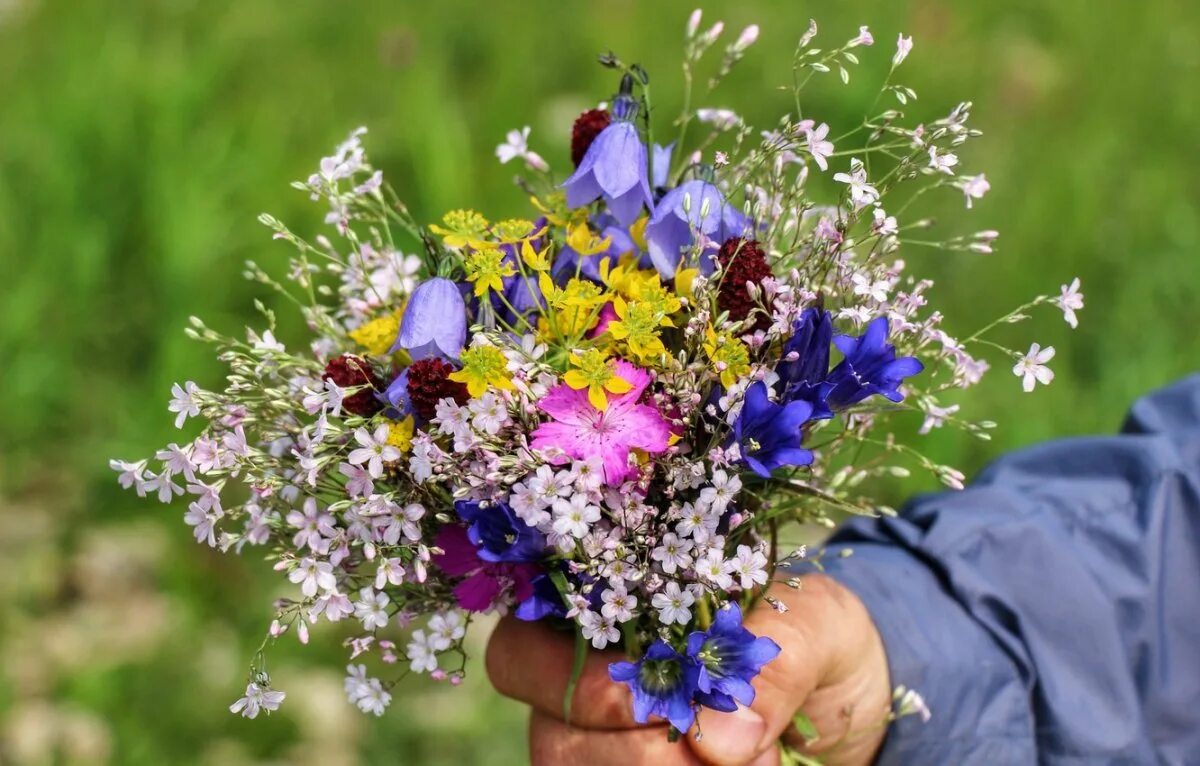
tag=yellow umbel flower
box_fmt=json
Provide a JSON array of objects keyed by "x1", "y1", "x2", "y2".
[
  {"x1": 607, "y1": 296, "x2": 672, "y2": 365},
  {"x1": 464, "y1": 248, "x2": 515, "y2": 297},
  {"x1": 539, "y1": 274, "x2": 608, "y2": 338},
  {"x1": 430, "y1": 209, "x2": 489, "y2": 249},
  {"x1": 530, "y1": 191, "x2": 584, "y2": 228},
  {"x1": 703, "y1": 326, "x2": 752, "y2": 389},
  {"x1": 493, "y1": 218, "x2": 542, "y2": 243},
  {"x1": 348, "y1": 309, "x2": 403, "y2": 356},
  {"x1": 386, "y1": 416, "x2": 415, "y2": 453},
  {"x1": 563, "y1": 349, "x2": 634, "y2": 410},
  {"x1": 449, "y1": 345, "x2": 514, "y2": 397}
]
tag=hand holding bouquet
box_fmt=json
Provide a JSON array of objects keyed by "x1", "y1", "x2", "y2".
[{"x1": 113, "y1": 11, "x2": 1082, "y2": 758}]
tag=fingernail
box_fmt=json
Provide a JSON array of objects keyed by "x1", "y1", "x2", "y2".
[{"x1": 697, "y1": 706, "x2": 767, "y2": 765}]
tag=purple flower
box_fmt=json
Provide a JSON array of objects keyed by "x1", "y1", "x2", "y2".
[
  {"x1": 379, "y1": 368, "x2": 413, "y2": 418},
  {"x1": 825, "y1": 317, "x2": 924, "y2": 408},
  {"x1": 609, "y1": 640, "x2": 701, "y2": 732},
  {"x1": 651, "y1": 142, "x2": 674, "y2": 189},
  {"x1": 513, "y1": 573, "x2": 567, "y2": 621},
  {"x1": 455, "y1": 499, "x2": 546, "y2": 564},
  {"x1": 645, "y1": 180, "x2": 748, "y2": 278},
  {"x1": 733, "y1": 382, "x2": 814, "y2": 478},
  {"x1": 562, "y1": 102, "x2": 653, "y2": 227},
  {"x1": 687, "y1": 602, "x2": 781, "y2": 712},
  {"x1": 389, "y1": 277, "x2": 467, "y2": 360},
  {"x1": 433, "y1": 525, "x2": 538, "y2": 612},
  {"x1": 776, "y1": 307, "x2": 834, "y2": 420}
]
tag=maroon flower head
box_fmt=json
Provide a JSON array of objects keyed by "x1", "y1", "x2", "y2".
[
  {"x1": 716, "y1": 237, "x2": 774, "y2": 332},
  {"x1": 323, "y1": 354, "x2": 384, "y2": 417},
  {"x1": 570, "y1": 108, "x2": 612, "y2": 167},
  {"x1": 406, "y1": 357, "x2": 470, "y2": 420}
]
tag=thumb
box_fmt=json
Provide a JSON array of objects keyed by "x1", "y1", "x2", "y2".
[{"x1": 688, "y1": 576, "x2": 847, "y2": 766}]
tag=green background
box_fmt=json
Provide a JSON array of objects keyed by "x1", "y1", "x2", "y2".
[{"x1": 2, "y1": 0, "x2": 1197, "y2": 763}]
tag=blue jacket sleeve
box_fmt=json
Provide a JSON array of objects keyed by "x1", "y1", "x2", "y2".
[{"x1": 817, "y1": 375, "x2": 1200, "y2": 765}]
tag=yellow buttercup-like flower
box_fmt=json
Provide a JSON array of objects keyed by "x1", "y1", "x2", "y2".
[
  {"x1": 539, "y1": 274, "x2": 608, "y2": 338},
  {"x1": 385, "y1": 416, "x2": 415, "y2": 453},
  {"x1": 521, "y1": 239, "x2": 551, "y2": 272},
  {"x1": 563, "y1": 349, "x2": 634, "y2": 410},
  {"x1": 464, "y1": 248, "x2": 515, "y2": 297},
  {"x1": 449, "y1": 345, "x2": 515, "y2": 397},
  {"x1": 348, "y1": 309, "x2": 403, "y2": 356},
  {"x1": 703, "y1": 326, "x2": 752, "y2": 389},
  {"x1": 565, "y1": 222, "x2": 613, "y2": 257},
  {"x1": 430, "y1": 209, "x2": 490, "y2": 249}
]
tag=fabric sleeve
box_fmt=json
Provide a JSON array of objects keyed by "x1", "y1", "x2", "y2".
[{"x1": 813, "y1": 374, "x2": 1200, "y2": 765}]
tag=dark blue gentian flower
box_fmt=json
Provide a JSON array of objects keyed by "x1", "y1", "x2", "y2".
[
  {"x1": 609, "y1": 640, "x2": 701, "y2": 732},
  {"x1": 645, "y1": 179, "x2": 748, "y2": 279},
  {"x1": 454, "y1": 499, "x2": 546, "y2": 564},
  {"x1": 687, "y1": 602, "x2": 781, "y2": 712},
  {"x1": 733, "y1": 382, "x2": 814, "y2": 478},
  {"x1": 514, "y1": 573, "x2": 566, "y2": 621},
  {"x1": 389, "y1": 277, "x2": 467, "y2": 360},
  {"x1": 562, "y1": 96, "x2": 653, "y2": 227},
  {"x1": 824, "y1": 317, "x2": 924, "y2": 409},
  {"x1": 775, "y1": 307, "x2": 834, "y2": 420}
]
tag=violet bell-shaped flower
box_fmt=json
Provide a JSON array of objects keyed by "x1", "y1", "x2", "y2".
[
  {"x1": 562, "y1": 95, "x2": 654, "y2": 227},
  {"x1": 645, "y1": 178, "x2": 749, "y2": 279},
  {"x1": 389, "y1": 277, "x2": 467, "y2": 360}
]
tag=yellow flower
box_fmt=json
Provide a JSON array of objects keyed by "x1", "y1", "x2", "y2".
[
  {"x1": 521, "y1": 239, "x2": 551, "y2": 272},
  {"x1": 385, "y1": 416, "x2": 415, "y2": 453},
  {"x1": 703, "y1": 326, "x2": 752, "y2": 389},
  {"x1": 493, "y1": 218, "x2": 543, "y2": 243},
  {"x1": 348, "y1": 309, "x2": 403, "y2": 355},
  {"x1": 607, "y1": 296, "x2": 672, "y2": 365},
  {"x1": 430, "y1": 209, "x2": 489, "y2": 249},
  {"x1": 565, "y1": 222, "x2": 613, "y2": 257},
  {"x1": 464, "y1": 248, "x2": 515, "y2": 297},
  {"x1": 530, "y1": 191, "x2": 584, "y2": 228},
  {"x1": 629, "y1": 214, "x2": 649, "y2": 251},
  {"x1": 563, "y1": 349, "x2": 634, "y2": 410},
  {"x1": 539, "y1": 274, "x2": 608, "y2": 338},
  {"x1": 674, "y1": 267, "x2": 699, "y2": 298},
  {"x1": 449, "y1": 345, "x2": 515, "y2": 397}
]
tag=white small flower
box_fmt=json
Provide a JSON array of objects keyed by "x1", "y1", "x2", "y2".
[
  {"x1": 110, "y1": 459, "x2": 148, "y2": 494},
  {"x1": 468, "y1": 392, "x2": 510, "y2": 435},
  {"x1": 375, "y1": 557, "x2": 406, "y2": 589},
  {"x1": 529, "y1": 465, "x2": 574, "y2": 505},
  {"x1": 730, "y1": 544, "x2": 769, "y2": 590},
  {"x1": 1013, "y1": 343, "x2": 1055, "y2": 392},
  {"x1": 345, "y1": 664, "x2": 371, "y2": 703},
  {"x1": 919, "y1": 403, "x2": 961, "y2": 434},
  {"x1": 355, "y1": 678, "x2": 392, "y2": 716},
  {"x1": 696, "y1": 108, "x2": 741, "y2": 131},
  {"x1": 651, "y1": 532, "x2": 695, "y2": 575},
  {"x1": 733, "y1": 24, "x2": 759, "y2": 52},
  {"x1": 849, "y1": 25, "x2": 874, "y2": 47},
  {"x1": 354, "y1": 587, "x2": 390, "y2": 631},
  {"x1": 495, "y1": 126, "x2": 548, "y2": 172},
  {"x1": 695, "y1": 550, "x2": 734, "y2": 589},
  {"x1": 580, "y1": 611, "x2": 620, "y2": 649},
  {"x1": 600, "y1": 586, "x2": 638, "y2": 623},
  {"x1": 510, "y1": 481, "x2": 550, "y2": 527},
  {"x1": 928, "y1": 147, "x2": 959, "y2": 175},
  {"x1": 168, "y1": 381, "x2": 201, "y2": 428},
  {"x1": 184, "y1": 502, "x2": 221, "y2": 547},
  {"x1": 959, "y1": 174, "x2": 990, "y2": 208},
  {"x1": 340, "y1": 462, "x2": 375, "y2": 498},
  {"x1": 872, "y1": 207, "x2": 899, "y2": 236},
  {"x1": 1055, "y1": 278, "x2": 1084, "y2": 329},
  {"x1": 833, "y1": 158, "x2": 880, "y2": 209},
  {"x1": 805, "y1": 122, "x2": 834, "y2": 171},
  {"x1": 347, "y1": 425, "x2": 401, "y2": 479},
  {"x1": 552, "y1": 494, "x2": 601, "y2": 539},
  {"x1": 698, "y1": 469, "x2": 741, "y2": 515},
  {"x1": 651, "y1": 581, "x2": 695, "y2": 625},
  {"x1": 893, "y1": 34, "x2": 914, "y2": 66},
  {"x1": 406, "y1": 629, "x2": 439, "y2": 673},
  {"x1": 851, "y1": 273, "x2": 890, "y2": 304},
  {"x1": 289, "y1": 557, "x2": 337, "y2": 598},
  {"x1": 676, "y1": 503, "x2": 719, "y2": 542},
  {"x1": 428, "y1": 611, "x2": 466, "y2": 651},
  {"x1": 229, "y1": 682, "x2": 285, "y2": 719}
]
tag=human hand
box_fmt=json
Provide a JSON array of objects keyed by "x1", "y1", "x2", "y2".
[{"x1": 485, "y1": 574, "x2": 892, "y2": 766}]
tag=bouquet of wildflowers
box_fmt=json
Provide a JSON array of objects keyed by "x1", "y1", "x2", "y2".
[{"x1": 113, "y1": 11, "x2": 1082, "y2": 746}]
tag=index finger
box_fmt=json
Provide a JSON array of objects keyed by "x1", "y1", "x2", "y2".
[{"x1": 486, "y1": 616, "x2": 646, "y2": 729}]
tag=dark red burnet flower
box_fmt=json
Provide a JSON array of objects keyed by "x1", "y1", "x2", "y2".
[
  {"x1": 570, "y1": 108, "x2": 612, "y2": 167},
  {"x1": 406, "y1": 357, "x2": 470, "y2": 420},
  {"x1": 716, "y1": 237, "x2": 774, "y2": 332},
  {"x1": 323, "y1": 354, "x2": 384, "y2": 417}
]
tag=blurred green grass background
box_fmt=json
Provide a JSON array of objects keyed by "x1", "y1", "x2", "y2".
[{"x1": 1, "y1": 0, "x2": 1198, "y2": 763}]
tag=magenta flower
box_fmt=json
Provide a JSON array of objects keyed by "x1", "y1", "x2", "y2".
[
  {"x1": 530, "y1": 361, "x2": 671, "y2": 486},
  {"x1": 433, "y1": 525, "x2": 537, "y2": 612}
]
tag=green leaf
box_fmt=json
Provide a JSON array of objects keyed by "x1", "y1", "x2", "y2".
[
  {"x1": 563, "y1": 626, "x2": 588, "y2": 724},
  {"x1": 792, "y1": 710, "x2": 820, "y2": 747}
]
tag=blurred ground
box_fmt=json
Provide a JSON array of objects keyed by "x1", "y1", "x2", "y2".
[{"x1": 1, "y1": 0, "x2": 1198, "y2": 763}]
